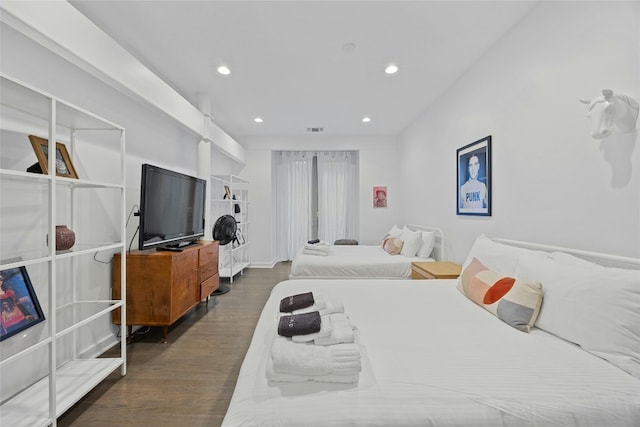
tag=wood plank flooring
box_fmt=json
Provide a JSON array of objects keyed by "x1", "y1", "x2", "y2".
[{"x1": 58, "y1": 262, "x2": 291, "y2": 427}]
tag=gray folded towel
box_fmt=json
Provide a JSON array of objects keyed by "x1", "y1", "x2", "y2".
[
  {"x1": 280, "y1": 291, "x2": 315, "y2": 312},
  {"x1": 278, "y1": 311, "x2": 322, "y2": 337}
]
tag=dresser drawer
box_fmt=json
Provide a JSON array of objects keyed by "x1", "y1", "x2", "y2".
[
  {"x1": 200, "y1": 273, "x2": 219, "y2": 299},
  {"x1": 200, "y1": 262, "x2": 217, "y2": 281}
]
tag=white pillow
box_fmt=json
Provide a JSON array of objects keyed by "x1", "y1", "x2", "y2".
[
  {"x1": 387, "y1": 224, "x2": 402, "y2": 238},
  {"x1": 399, "y1": 226, "x2": 422, "y2": 257},
  {"x1": 517, "y1": 253, "x2": 640, "y2": 379},
  {"x1": 416, "y1": 231, "x2": 435, "y2": 259},
  {"x1": 460, "y1": 234, "x2": 547, "y2": 277}
]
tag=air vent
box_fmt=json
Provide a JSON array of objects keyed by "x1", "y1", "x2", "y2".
[{"x1": 307, "y1": 127, "x2": 324, "y2": 133}]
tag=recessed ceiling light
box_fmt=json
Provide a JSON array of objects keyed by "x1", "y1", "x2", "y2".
[
  {"x1": 217, "y1": 65, "x2": 231, "y2": 75},
  {"x1": 385, "y1": 64, "x2": 398, "y2": 74},
  {"x1": 254, "y1": 117, "x2": 263, "y2": 123},
  {"x1": 341, "y1": 42, "x2": 357, "y2": 53},
  {"x1": 362, "y1": 117, "x2": 371, "y2": 123}
]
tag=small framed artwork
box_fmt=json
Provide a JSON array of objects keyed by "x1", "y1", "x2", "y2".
[
  {"x1": 28, "y1": 135, "x2": 79, "y2": 179},
  {"x1": 223, "y1": 185, "x2": 232, "y2": 200},
  {"x1": 373, "y1": 186, "x2": 387, "y2": 208},
  {"x1": 457, "y1": 135, "x2": 491, "y2": 216},
  {"x1": 1, "y1": 266, "x2": 45, "y2": 341}
]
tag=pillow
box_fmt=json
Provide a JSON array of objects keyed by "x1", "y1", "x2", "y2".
[
  {"x1": 399, "y1": 226, "x2": 422, "y2": 257},
  {"x1": 517, "y1": 253, "x2": 640, "y2": 378},
  {"x1": 387, "y1": 224, "x2": 403, "y2": 238},
  {"x1": 415, "y1": 231, "x2": 436, "y2": 259},
  {"x1": 458, "y1": 234, "x2": 548, "y2": 290},
  {"x1": 382, "y1": 237, "x2": 403, "y2": 255},
  {"x1": 459, "y1": 258, "x2": 543, "y2": 332}
]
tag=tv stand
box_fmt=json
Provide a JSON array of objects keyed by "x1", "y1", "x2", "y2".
[{"x1": 112, "y1": 241, "x2": 219, "y2": 343}]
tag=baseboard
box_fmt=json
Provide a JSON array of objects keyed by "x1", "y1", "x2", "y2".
[{"x1": 249, "y1": 259, "x2": 280, "y2": 269}]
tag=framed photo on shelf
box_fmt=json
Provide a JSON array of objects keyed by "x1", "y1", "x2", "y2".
[
  {"x1": 223, "y1": 185, "x2": 232, "y2": 200},
  {"x1": 457, "y1": 135, "x2": 491, "y2": 216},
  {"x1": 373, "y1": 186, "x2": 387, "y2": 208},
  {"x1": 28, "y1": 135, "x2": 79, "y2": 179},
  {"x1": 0, "y1": 265, "x2": 45, "y2": 341}
]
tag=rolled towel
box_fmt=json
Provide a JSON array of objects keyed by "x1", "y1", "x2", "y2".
[
  {"x1": 278, "y1": 311, "x2": 321, "y2": 337},
  {"x1": 271, "y1": 334, "x2": 361, "y2": 377},
  {"x1": 279, "y1": 291, "x2": 315, "y2": 312},
  {"x1": 266, "y1": 353, "x2": 359, "y2": 384},
  {"x1": 314, "y1": 313, "x2": 356, "y2": 346},
  {"x1": 293, "y1": 295, "x2": 344, "y2": 316},
  {"x1": 292, "y1": 314, "x2": 333, "y2": 342}
]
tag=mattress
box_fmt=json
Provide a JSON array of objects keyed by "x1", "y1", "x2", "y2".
[
  {"x1": 289, "y1": 245, "x2": 430, "y2": 279},
  {"x1": 222, "y1": 279, "x2": 640, "y2": 427}
]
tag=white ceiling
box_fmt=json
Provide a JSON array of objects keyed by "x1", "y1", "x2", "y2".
[{"x1": 69, "y1": 1, "x2": 537, "y2": 139}]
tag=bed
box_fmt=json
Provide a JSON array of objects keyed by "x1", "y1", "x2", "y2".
[
  {"x1": 289, "y1": 224, "x2": 445, "y2": 279},
  {"x1": 222, "y1": 236, "x2": 640, "y2": 427}
]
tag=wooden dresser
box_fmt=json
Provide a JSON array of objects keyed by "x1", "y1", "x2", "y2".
[{"x1": 112, "y1": 240, "x2": 219, "y2": 342}]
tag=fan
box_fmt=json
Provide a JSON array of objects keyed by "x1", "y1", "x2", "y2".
[
  {"x1": 213, "y1": 214, "x2": 237, "y2": 245},
  {"x1": 211, "y1": 215, "x2": 237, "y2": 295}
]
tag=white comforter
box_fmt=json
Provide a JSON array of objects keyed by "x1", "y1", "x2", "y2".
[
  {"x1": 222, "y1": 279, "x2": 640, "y2": 427},
  {"x1": 289, "y1": 244, "x2": 428, "y2": 279}
]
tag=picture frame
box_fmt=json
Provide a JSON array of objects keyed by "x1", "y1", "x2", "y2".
[
  {"x1": 457, "y1": 135, "x2": 491, "y2": 216},
  {"x1": 28, "y1": 135, "x2": 79, "y2": 179},
  {"x1": 1, "y1": 265, "x2": 45, "y2": 341},
  {"x1": 373, "y1": 186, "x2": 387, "y2": 208}
]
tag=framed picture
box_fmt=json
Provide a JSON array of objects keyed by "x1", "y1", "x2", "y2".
[
  {"x1": 28, "y1": 135, "x2": 79, "y2": 179},
  {"x1": 373, "y1": 186, "x2": 387, "y2": 208},
  {"x1": 223, "y1": 185, "x2": 232, "y2": 200},
  {"x1": 457, "y1": 135, "x2": 491, "y2": 216},
  {"x1": 1, "y1": 266, "x2": 45, "y2": 341}
]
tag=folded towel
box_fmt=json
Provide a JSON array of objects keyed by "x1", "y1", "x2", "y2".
[
  {"x1": 303, "y1": 248, "x2": 329, "y2": 256},
  {"x1": 314, "y1": 313, "x2": 356, "y2": 346},
  {"x1": 266, "y1": 353, "x2": 359, "y2": 384},
  {"x1": 293, "y1": 295, "x2": 344, "y2": 316},
  {"x1": 278, "y1": 311, "x2": 321, "y2": 337},
  {"x1": 292, "y1": 313, "x2": 334, "y2": 342},
  {"x1": 304, "y1": 243, "x2": 330, "y2": 252},
  {"x1": 279, "y1": 291, "x2": 315, "y2": 312},
  {"x1": 271, "y1": 334, "x2": 361, "y2": 376}
]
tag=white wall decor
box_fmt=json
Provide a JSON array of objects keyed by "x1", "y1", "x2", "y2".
[{"x1": 579, "y1": 89, "x2": 639, "y2": 139}]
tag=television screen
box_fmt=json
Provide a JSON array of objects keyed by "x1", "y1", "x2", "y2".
[{"x1": 138, "y1": 164, "x2": 206, "y2": 251}]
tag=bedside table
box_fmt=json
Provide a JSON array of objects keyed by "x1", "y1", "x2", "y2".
[{"x1": 411, "y1": 261, "x2": 462, "y2": 280}]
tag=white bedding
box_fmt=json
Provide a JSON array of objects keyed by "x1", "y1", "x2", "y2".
[
  {"x1": 289, "y1": 244, "x2": 430, "y2": 279},
  {"x1": 222, "y1": 279, "x2": 640, "y2": 427}
]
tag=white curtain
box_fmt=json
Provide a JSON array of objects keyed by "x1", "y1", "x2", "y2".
[
  {"x1": 275, "y1": 152, "x2": 313, "y2": 260},
  {"x1": 317, "y1": 152, "x2": 358, "y2": 243}
]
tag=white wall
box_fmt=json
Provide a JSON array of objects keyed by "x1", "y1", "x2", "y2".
[
  {"x1": 398, "y1": 1, "x2": 640, "y2": 261},
  {"x1": 238, "y1": 135, "x2": 402, "y2": 266}
]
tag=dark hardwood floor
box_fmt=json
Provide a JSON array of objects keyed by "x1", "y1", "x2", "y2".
[{"x1": 58, "y1": 262, "x2": 291, "y2": 427}]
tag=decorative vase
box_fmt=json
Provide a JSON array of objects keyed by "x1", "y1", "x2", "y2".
[{"x1": 48, "y1": 225, "x2": 76, "y2": 251}]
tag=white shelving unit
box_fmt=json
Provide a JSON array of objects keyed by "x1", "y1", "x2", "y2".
[
  {"x1": 210, "y1": 174, "x2": 249, "y2": 283},
  {"x1": 0, "y1": 75, "x2": 126, "y2": 426}
]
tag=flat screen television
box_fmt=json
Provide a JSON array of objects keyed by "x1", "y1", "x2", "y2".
[{"x1": 138, "y1": 164, "x2": 206, "y2": 251}]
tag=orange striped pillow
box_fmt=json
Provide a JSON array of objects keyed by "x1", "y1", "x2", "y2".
[
  {"x1": 382, "y1": 237, "x2": 404, "y2": 255},
  {"x1": 460, "y1": 258, "x2": 543, "y2": 332}
]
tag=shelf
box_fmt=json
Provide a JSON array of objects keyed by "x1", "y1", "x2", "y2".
[
  {"x1": 1, "y1": 76, "x2": 121, "y2": 131},
  {"x1": 1, "y1": 301, "x2": 121, "y2": 364},
  {"x1": 0, "y1": 74, "x2": 126, "y2": 424},
  {"x1": 219, "y1": 261, "x2": 250, "y2": 279},
  {"x1": 0, "y1": 358, "x2": 124, "y2": 427}
]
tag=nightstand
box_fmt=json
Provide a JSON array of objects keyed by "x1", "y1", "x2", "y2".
[{"x1": 411, "y1": 261, "x2": 462, "y2": 280}]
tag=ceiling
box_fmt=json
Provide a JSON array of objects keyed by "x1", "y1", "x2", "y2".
[{"x1": 69, "y1": 1, "x2": 537, "y2": 139}]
